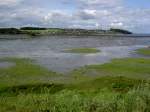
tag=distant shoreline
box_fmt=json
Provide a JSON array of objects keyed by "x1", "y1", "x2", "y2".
[
  {"x1": 0, "y1": 34, "x2": 150, "y2": 40},
  {"x1": 0, "y1": 27, "x2": 149, "y2": 39},
  {"x1": 0, "y1": 27, "x2": 133, "y2": 37}
]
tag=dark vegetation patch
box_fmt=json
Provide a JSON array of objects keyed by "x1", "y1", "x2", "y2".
[
  {"x1": 0, "y1": 28, "x2": 23, "y2": 34},
  {"x1": 0, "y1": 83, "x2": 65, "y2": 96},
  {"x1": 20, "y1": 27, "x2": 47, "y2": 30},
  {"x1": 110, "y1": 28, "x2": 132, "y2": 34},
  {"x1": 0, "y1": 76, "x2": 148, "y2": 96},
  {"x1": 72, "y1": 76, "x2": 148, "y2": 93}
]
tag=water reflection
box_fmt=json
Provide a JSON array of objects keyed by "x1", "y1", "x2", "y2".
[{"x1": 0, "y1": 35, "x2": 150, "y2": 73}]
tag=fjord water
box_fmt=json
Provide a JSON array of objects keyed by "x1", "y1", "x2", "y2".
[{"x1": 0, "y1": 35, "x2": 150, "y2": 73}]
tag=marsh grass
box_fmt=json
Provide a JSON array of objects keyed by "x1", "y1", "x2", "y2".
[
  {"x1": 0, "y1": 58, "x2": 60, "y2": 88},
  {"x1": 70, "y1": 58, "x2": 150, "y2": 80},
  {"x1": 0, "y1": 84, "x2": 149, "y2": 112},
  {"x1": 0, "y1": 83, "x2": 65, "y2": 96},
  {"x1": 0, "y1": 57, "x2": 150, "y2": 112},
  {"x1": 72, "y1": 76, "x2": 147, "y2": 92},
  {"x1": 136, "y1": 47, "x2": 150, "y2": 56},
  {"x1": 65, "y1": 48, "x2": 101, "y2": 54}
]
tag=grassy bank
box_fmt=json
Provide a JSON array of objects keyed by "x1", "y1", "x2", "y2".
[
  {"x1": 136, "y1": 47, "x2": 150, "y2": 56},
  {"x1": 70, "y1": 58, "x2": 150, "y2": 81},
  {"x1": 65, "y1": 48, "x2": 101, "y2": 54},
  {"x1": 0, "y1": 58, "x2": 60, "y2": 88},
  {"x1": 0, "y1": 57, "x2": 150, "y2": 112}
]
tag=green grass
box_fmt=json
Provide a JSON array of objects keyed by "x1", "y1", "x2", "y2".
[
  {"x1": 0, "y1": 84, "x2": 149, "y2": 112},
  {"x1": 0, "y1": 57, "x2": 150, "y2": 112},
  {"x1": 71, "y1": 76, "x2": 147, "y2": 92},
  {"x1": 66, "y1": 48, "x2": 101, "y2": 54},
  {"x1": 136, "y1": 47, "x2": 150, "y2": 56},
  {"x1": 0, "y1": 58, "x2": 60, "y2": 88},
  {"x1": 70, "y1": 58, "x2": 150, "y2": 80}
]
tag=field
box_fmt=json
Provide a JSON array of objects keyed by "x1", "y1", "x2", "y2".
[
  {"x1": 0, "y1": 53, "x2": 150, "y2": 112},
  {"x1": 21, "y1": 29, "x2": 64, "y2": 36}
]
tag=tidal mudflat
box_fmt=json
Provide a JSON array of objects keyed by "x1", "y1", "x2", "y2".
[
  {"x1": 0, "y1": 35, "x2": 150, "y2": 73},
  {"x1": 0, "y1": 35, "x2": 150, "y2": 112},
  {"x1": 0, "y1": 61, "x2": 15, "y2": 68}
]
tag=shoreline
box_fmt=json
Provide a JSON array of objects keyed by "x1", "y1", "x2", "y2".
[{"x1": 0, "y1": 34, "x2": 150, "y2": 40}]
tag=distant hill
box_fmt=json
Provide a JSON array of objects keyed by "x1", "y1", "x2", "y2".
[
  {"x1": 110, "y1": 28, "x2": 132, "y2": 34},
  {"x1": 20, "y1": 27, "x2": 47, "y2": 30},
  {"x1": 0, "y1": 27, "x2": 132, "y2": 36},
  {"x1": 0, "y1": 28, "x2": 23, "y2": 34}
]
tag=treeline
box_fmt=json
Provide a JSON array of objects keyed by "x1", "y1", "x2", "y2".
[
  {"x1": 20, "y1": 27, "x2": 47, "y2": 30},
  {"x1": 0, "y1": 27, "x2": 132, "y2": 35},
  {"x1": 20, "y1": 27, "x2": 132, "y2": 34},
  {"x1": 110, "y1": 28, "x2": 132, "y2": 34},
  {"x1": 0, "y1": 28, "x2": 22, "y2": 34}
]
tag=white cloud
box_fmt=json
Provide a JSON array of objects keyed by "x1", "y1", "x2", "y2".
[
  {"x1": 83, "y1": 9, "x2": 96, "y2": 16},
  {"x1": 111, "y1": 22, "x2": 123, "y2": 27},
  {"x1": 78, "y1": 0, "x2": 122, "y2": 9},
  {"x1": 0, "y1": 0, "x2": 22, "y2": 6},
  {"x1": 0, "y1": 0, "x2": 150, "y2": 33},
  {"x1": 44, "y1": 10, "x2": 71, "y2": 22}
]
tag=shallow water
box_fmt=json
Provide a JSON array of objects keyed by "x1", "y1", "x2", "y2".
[
  {"x1": 0, "y1": 35, "x2": 150, "y2": 73},
  {"x1": 0, "y1": 62, "x2": 15, "y2": 68}
]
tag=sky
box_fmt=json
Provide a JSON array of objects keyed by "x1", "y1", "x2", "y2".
[{"x1": 0, "y1": 0, "x2": 150, "y2": 33}]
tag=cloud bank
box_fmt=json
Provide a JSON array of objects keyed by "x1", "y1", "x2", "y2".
[{"x1": 0, "y1": 0, "x2": 150, "y2": 33}]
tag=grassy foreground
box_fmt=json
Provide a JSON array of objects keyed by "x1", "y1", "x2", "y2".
[
  {"x1": 136, "y1": 47, "x2": 150, "y2": 56},
  {"x1": 66, "y1": 48, "x2": 100, "y2": 54},
  {"x1": 0, "y1": 57, "x2": 150, "y2": 112},
  {"x1": 0, "y1": 84, "x2": 149, "y2": 112}
]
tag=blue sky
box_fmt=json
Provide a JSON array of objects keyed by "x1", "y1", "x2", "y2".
[
  {"x1": 0, "y1": 0, "x2": 150, "y2": 33},
  {"x1": 124, "y1": 0, "x2": 150, "y2": 8}
]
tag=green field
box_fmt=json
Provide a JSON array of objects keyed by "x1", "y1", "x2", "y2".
[
  {"x1": 21, "y1": 29, "x2": 64, "y2": 36},
  {"x1": 0, "y1": 57, "x2": 150, "y2": 112}
]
